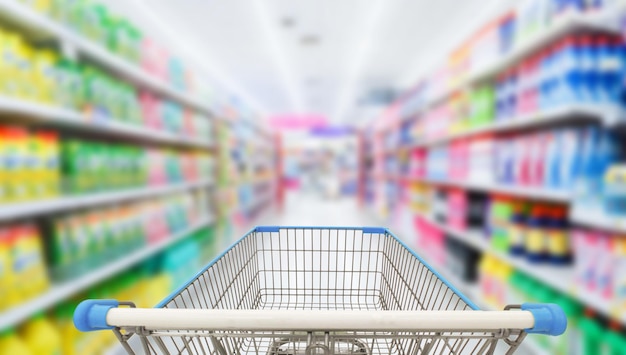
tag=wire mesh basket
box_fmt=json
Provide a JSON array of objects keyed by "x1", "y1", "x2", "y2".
[{"x1": 75, "y1": 226, "x2": 566, "y2": 355}]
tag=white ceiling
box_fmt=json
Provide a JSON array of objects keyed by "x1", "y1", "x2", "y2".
[{"x1": 105, "y1": 0, "x2": 514, "y2": 124}]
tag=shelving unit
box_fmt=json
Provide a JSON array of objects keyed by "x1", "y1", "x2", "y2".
[
  {"x1": 388, "y1": 222, "x2": 552, "y2": 355},
  {"x1": 0, "y1": 215, "x2": 216, "y2": 329},
  {"x1": 418, "y1": 213, "x2": 626, "y2": 326},
  {"x1": 0, "y1": 0, "x2": 213, "y2": 115},
  {"x1": 0, "y1": 0, "x2": 279, "y2": 338},
  {"x1": 0, "y1": 179, "x2": 213, "y2": 221},
  {"x1": 570, "y1": 207, "x2": 626, "y2": 234},
  {"x1": 361, "y1": 1, "x2": 626, "y2": 343},
  {"x1": 0, "y1": 98, "x2": 215, "y2": 149},
  {"x1": 409, "y1": 104, "x2": 622, "y2": 149},
  {"x1": 405, "y1": 7, "x2": 621, "y2": 119},
  {"x1": 413, "y1": 177, "x2": 572, "y2": 203}
]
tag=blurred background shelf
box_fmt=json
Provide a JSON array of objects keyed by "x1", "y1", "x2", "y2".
[
  {"x1": 0, "y1": 98, "x2": 215, "y2": 148},
  {"x1": 0, "y1": 0, "x2": 213, "y2": 115},
  {"x1": 0, "y1": 179, "x2": 214, "y2": 221},
  {"x1": 0, "y1": 215, "x2": 216, "y2": 329},
  {"x1": 419, "y1": 213, "x2": 626, "y2": 326},
  {"x1": 415, "y1": 178, "x2": 572, "y2": 203}
]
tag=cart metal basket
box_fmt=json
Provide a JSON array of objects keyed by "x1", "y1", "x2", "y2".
[{"x1": 74, "y1": 226, "x2": 566, "y2": 355}]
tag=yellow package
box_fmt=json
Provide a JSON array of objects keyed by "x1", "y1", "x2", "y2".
[
  {"x1": 3, "y1": 127, "x2": 29, "y2": 202},
  {"x1": 1, "y1": 32, "x2": 22, "y2": 97},
  {"x1": 0, "y1": 328, "x2": 33, "y2": 355},
  {"x1": 33, "y1": 50, "x2": 57, "y2": 104},
  {"x1": 16, "y1": 39, "x2": 35, "y2": 100},
  {"x1": 0, "y1": 228, "x2": 18, "y2": 310},
  {"x1": 11, "y1": 224, "x2": 49, "y2": 299},
  {"x1": 20, "y1": 314, "x2": 62, "y2": 355},
  {"x1": 27, "y1": 134, "x2": 44, "y2": 199},
  {"x1": 38, "y1": 131, "x2": 61, "y2": 197}
]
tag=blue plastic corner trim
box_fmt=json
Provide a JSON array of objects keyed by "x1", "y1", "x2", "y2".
[
  {"x1": 362, "y1": 227, "x2": 386, "y2": 234},
  {"x1": 522, "y1": 303, "x2": 567, "y2": 336},
  {"x1": 73, "y1": 299, "x2": 119, "y2": 332},
  {"x1": 255, "y1": 226, "x2": 281, "y2": 233}
]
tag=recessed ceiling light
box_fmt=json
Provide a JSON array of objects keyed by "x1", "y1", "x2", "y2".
[
  {"x1": 281, "y1": 17, "x2": 295, "y2": 28},
  {"x1": 305, "y1": 77, "x2": 320, "y2": 86},
  {"x1": 301, "y1": 35, "x2": 320, "y2": 46}
]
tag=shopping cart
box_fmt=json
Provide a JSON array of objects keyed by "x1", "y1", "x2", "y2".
[{"x1": 74, "y1": 226, "x2": 566, "y2": 355}]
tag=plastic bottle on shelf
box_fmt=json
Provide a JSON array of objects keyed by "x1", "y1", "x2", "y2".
[
  {"x1": 489, "y1": 196, "x2": 513, "y2": 252},
  {"x1": 508, "y1": 201, "x2": 528, "y2": 255},
  {"x1": 550, "y1": 295, "x2": 583, "y2": 355},
  {"x1": 20, "y1": 313, "x2": 62, "y2": 355},
  {"x1": 54, "y1": 303, "x2": 81, "y2": 355},
  {"x1": 614, "y1": 235, "x2": 626, "y2": 313},
  {"x1": 0, "y1": 328, "x2": 33, "y2": 355},
  {"x1": 11, "y1": 224, "x2": 49, "y2": 299},
  {"x1": 579, "y1": 312, "x2": 605, "y2": 355},
  {"x1": 524, "y1": 205, "x2": 548, "y2": 262},
  {"x1": 0, "y1": 227, "x2": 17, "y2": 310},
  {"x1": 545, "y1": 206, "x2": 571, "y2": 264},
  {"x1": 603, "y1": 323, "x2": 626, "y2": 355}
]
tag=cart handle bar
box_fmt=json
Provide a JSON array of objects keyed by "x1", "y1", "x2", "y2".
[{"x1": 74, "y1": 300, "x2": 566, "y2": 336}]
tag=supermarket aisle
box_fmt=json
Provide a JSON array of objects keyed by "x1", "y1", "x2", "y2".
[{"x1": 262, "y1": 191, "x2": 378, "y2": 227}]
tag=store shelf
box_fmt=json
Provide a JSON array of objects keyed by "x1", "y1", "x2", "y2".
[
  {"x1": 0, "y1": 0, "x2": 213, "y2": 116},
  {"x1": 466, "y1": 8, "x2": 621, "y2": 86},
  {"x1": 0, "y1": 179, "x2": 214, "y2": 221},
  {"x1": 570, "y1": 207, "x2": 626, "y2": 233},
  {"x1": 407, "y1": 8, "x2": 621, "y2": 118},
  {"x1": 242, "y1": 187, "x2": 276, "y2": 212},
  {"x1": 0, "y1": 216, "x2": 216, "y2": 329},
  {"x1": 411, "y1": 104, "x2": 621, "y2": 148},
  {"x1": 392, "y1": 224, "x2": 552, "y2": 355},
  {"x1": 414, "y1": 177, "x2": 572, "y2": 203},
  {"x1": 419, "y1": 213, "x2": 626, "y2": 326},
  {"x1": 0, "y1": 98, "x2": 215, "y2": 149},
  {"x1": 252, "y1": 175, "x2": 277, "y2": 186}
]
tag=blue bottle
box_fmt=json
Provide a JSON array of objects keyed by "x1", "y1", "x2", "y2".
[{"x1": 579, "y1": 35, "x2": 598, "y2": 103}]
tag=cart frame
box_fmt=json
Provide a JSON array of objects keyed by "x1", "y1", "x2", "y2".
[{"x1": 75, "y1": 226, "x2": 566, "y2": 355}]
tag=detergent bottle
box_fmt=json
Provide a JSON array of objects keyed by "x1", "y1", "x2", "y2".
[
  {"x1": 0, "y1": 228, "x2": 17, "y2": 310},
  {"x1": 0, "y1": 328, "x2": 33, "y2": 355},
  {"x1": 20, "y1": 313, "x2": 62, "y2": 355}
]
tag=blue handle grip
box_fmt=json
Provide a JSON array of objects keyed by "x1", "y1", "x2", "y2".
[
  {"x1": 522, "y1": 303, "x2": 567, "y2": 336},
  {"x1": 73, "y1": 299, "x2": 119, "y2": 332}
]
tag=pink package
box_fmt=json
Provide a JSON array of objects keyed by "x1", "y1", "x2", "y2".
[
  {"x1": 141, "y1": 38, "x2": 169, "y2": 81},
  {"x1": 528, "y1": 132, "x2": 549, "y2": 187},
  {"x1": 447, "y1": 188, "x2": 467, "y2": 231},
  {"x1": 147, "y1": 149, "x2": 166, "y2": 185},
  {"x1": 514, "y1": 135, "x2": 532, "y2": 186},
  {"x1": 596, "y1": 235, "x2": 616, "y2": 300},
  {"x1": 139, "y1": 91, "x2": 160, "y2": 129},
  {"x1": 144, "y1": 205, "x2": 166, "y2": 243},
  {"x1": 573, "y1": 229, "x2": 602, "y2": 293},
  {"x1": 411, "y1": 148, "x2": 427, "y2": 178},
  {"x1": 448, "y1": 140, "x2": 469, "y2": 180}
]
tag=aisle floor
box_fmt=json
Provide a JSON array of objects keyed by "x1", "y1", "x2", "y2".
[{"x1": 260, "y1": 191, "x2": 377, "y2": 227}]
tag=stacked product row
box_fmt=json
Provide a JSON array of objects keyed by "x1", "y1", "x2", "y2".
[
  {"x1": 411, "y1": 185, "x2": 626, "y2": 319},
  {"x1": 0, "y1": 226, "x2": 215, "y2": 355},
  {"x1": 400, "y1": 0, "x2": 620, "y2": 112},
  {"x1": 0, "y1": 189, "x2": 209, "y2": 311},
  {"x1": 18, "y1": 0, "x2": 195, "y2": 90},
  {"x1": 407, "y1": 32, "x2": 625, "y2": 144},
  {"x1": 413, "y1": 210, "x2": 626, "y2": 354},
  {"x1": 0, "y1": 27, "x2": 213, "y2": 140},
  {"x1": 0, "y1": 125, "x2": 213, "y2": 204},
  {"x1": 413, "y1": 123, "x2": 621, "y2": 193},
  {"x1": 480, "y1": 256, "x2": 626, "y2": 355}
]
